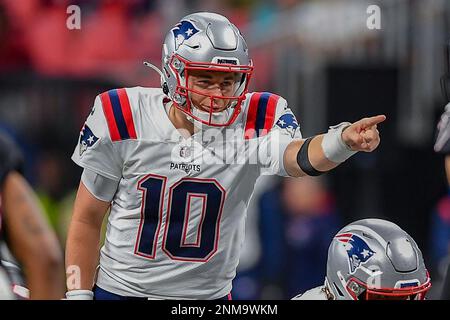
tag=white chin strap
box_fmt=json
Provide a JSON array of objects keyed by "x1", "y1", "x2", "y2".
[{"x1": 187, "y1": 107, "x2": 232, "y2": 129}]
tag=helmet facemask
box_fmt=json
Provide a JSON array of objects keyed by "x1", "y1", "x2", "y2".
[
  {"x1": 168, "y1": 54, "x2": 253, "y2": 127},
  {"x1": 346, "y1": 275, "x2": 432, "y2": 300}
]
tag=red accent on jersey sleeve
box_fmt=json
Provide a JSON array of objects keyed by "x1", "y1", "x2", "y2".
[
  {"x1": 244, "y1": 92, "x2": 262, "y2": 139},
  {"x1": 100, "y1": 92, "x2": 121, "y2": 142},
  {"x1": 117, "y1": 88, "x2": 137, "y2": 139},
  {"x1": 262, "y1": 94, "x2": 280, "y2": 132}
]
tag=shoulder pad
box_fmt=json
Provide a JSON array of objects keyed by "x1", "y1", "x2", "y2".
[
  {"x1": 244, "y1": 92, "x2": 281, "y2": 139},
  {"x1": 99, "y1": 88, "x2": 137, "y2": 142}
]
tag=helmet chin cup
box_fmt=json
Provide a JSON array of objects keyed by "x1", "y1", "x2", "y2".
[
  {"x1": 162, "y1": 82, "x2": 169, "y2": 95},
  {"x1": 192, "y1": 107, "x2": 230, "y2": 127}
]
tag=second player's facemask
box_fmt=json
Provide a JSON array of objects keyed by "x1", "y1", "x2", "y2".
[
  {"x1": 345, "y1": 275, "x2": 432, "y2": 300},
  {"x1": 169, "y1": 54, "x2": 253, "y2": 127}
]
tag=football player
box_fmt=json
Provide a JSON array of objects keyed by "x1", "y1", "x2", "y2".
[
  {"x1": 65, "y1": 12, "x2": 385, "y2": 300},
  {"x1": 433, "y1": 105, "x2": 450, "y2": 300},
  {"x1": 292, "y1": 218, "x2": 431, "y2": 300},
  {"x1": 0, "y1": 132, "x2": 65, "y2": 299},
  {"x1": 434, "y1": 43, "x2": 450, "y2": 299}
]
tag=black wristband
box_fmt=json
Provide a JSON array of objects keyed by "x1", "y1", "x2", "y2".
[{"x1": 296, "y1": 137, "x2": 324, "y2": 176}]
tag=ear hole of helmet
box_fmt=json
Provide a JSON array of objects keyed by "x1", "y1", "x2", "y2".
[{"x1": 163, "y1": 83, "x2": 169, "y2": 95}]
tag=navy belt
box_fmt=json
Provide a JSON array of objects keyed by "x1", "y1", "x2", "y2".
[{"x1": 93, "y1": 285, "x2": 232, "y2": 300}]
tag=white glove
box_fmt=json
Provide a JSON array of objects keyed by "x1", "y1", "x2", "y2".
[{"x1": 65, "y1": 290, "x2": 94, "y2": 300}]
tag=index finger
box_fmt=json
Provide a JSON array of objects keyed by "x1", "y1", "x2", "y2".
[{"x1": 361, "y1": 115, "x2": 386, "y2": 128}]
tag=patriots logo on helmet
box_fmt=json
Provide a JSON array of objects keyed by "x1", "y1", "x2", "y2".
[
  {"x1": 79, "y1": 124, "x2": 99, "y2": 157},
  {"x1": 276, "y1": 113, "x2": 299, "y2": 138},
  {"x1": 171, "y1": 20, "x2": 200, "y2": 50},
  {"x1": 179, "y1": 145, "x2": 191, "y2": 158},
  {"x1": 335, "y1": 233, "x2": 376, "y2": 274}
]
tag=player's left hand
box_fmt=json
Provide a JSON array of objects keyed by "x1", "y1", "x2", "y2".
[{"x1": 341, "y1": 115, "x2": 386, "y2": 152}]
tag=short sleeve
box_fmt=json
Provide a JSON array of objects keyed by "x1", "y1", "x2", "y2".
[
  {"x1": 71, "y1": 95, "x2": 123, "y2": 181},
  {"x1": 256, "y1": 96, "x2": 302, "y2": 176}
]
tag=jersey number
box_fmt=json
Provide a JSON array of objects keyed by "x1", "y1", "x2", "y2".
[{"x1": 135, "y1": 174, "x2": 226, "y2": 262}]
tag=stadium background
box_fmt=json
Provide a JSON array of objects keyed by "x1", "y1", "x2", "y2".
[{"x1": 0, "y1": 0, "x2": 448, "y2": 299}]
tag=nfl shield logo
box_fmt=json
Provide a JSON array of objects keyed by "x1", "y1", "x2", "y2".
[{"x1": 180, "y1": 146, "x2": 191, "y2": 158}]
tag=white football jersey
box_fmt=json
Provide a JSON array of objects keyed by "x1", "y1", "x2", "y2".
[
  {"x1": 291, "y1": 286, "x2": 329, "y2": 300},
  {"x1": 72, "y1": 87, "x2": 302, "y2": 299}
]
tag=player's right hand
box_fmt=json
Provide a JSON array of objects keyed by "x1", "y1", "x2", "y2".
[{"x1": 341, "y1": 115, "x2": 386, "y2": 152}]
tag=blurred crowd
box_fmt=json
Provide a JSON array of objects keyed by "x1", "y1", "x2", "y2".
[
  {"x1": 0, "y1": 0, "x2": 302, "y2": 82},
  {"x1": 1, "y1": 0, "x2": 170, "y2": 83}
]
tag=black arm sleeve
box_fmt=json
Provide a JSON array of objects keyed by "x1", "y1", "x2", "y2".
[{"x1": 0, "y1": 132, "x2": 25, "y2": 187}]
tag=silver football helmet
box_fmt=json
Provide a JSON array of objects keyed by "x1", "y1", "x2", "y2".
[
  {"x1": 160, "y1": 12, "x2": 253, "y2": 127},
  {"x1": 325, "y1": 218, "x2": 431, "y2": 300}
]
